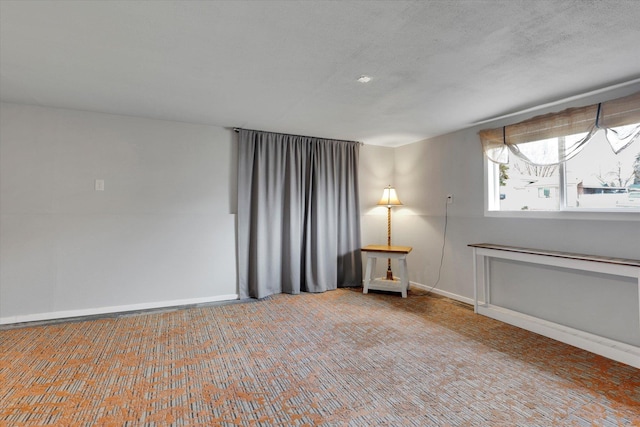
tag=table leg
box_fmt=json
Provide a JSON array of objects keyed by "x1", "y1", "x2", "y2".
[
  {"x1": 399, "y1": 256, "x2": 408, "y2": 298},
  {"x1": 363, "y1": 256, "x2": 376, "y2": 294}
]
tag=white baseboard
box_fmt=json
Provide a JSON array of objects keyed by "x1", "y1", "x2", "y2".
[
  {"x1": 478, "y1": 304, "x2": 640, "y2": 369},
  {"x1": 409, "y1": 281, "x2": 474, "y2": 305},
  {"x1": 0, "y1": 294, "x2": 239, "y2": 325}
]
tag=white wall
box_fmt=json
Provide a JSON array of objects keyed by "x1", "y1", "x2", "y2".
[
  {"x1": 391, "y1": 129, "x2": 639, "y2": 341},
  {"x1": 374, "y1": 88, "x2": 640, "y2": 345},
  {"x1": 0, "y1": 103, "x2": 237, "y2": 323},
  {"x1": 3, "y1": 92, "x2": 638, "y2": 334},
  {"x1": 358, "y1": 144, "x2": 396, "y2": 247},
  {"x1": 390, "y1": 95, "x2": 640, "y2": 296}
]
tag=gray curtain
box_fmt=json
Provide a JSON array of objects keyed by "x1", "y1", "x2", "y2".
[{"x1": 237, "y1": 129, "x2": 362, "y2": 299}]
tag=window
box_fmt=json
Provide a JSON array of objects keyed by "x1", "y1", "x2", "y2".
[
  {"x1": 482, "y1": 91, "x2": 640, "y2": 214},
  {"x1": 488, "y1": 130, "x2": 640, "y2": 212}
]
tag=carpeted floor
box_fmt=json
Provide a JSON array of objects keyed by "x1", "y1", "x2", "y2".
[{"x1": 1, "y1": 287, "x2": 638, "y2": 426}]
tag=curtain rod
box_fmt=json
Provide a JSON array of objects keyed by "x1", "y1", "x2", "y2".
[{"x1": 233, "y1": 127, "x2": 363, "y2": 145}]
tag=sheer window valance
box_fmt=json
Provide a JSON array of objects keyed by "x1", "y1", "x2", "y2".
[{"x1": 479, "y1": 91, "x2": 640, "y2": 166}]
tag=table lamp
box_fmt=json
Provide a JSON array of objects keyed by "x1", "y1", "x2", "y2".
[{"x1": 377, "y1": 185, "x2": 403, "y2": 280}]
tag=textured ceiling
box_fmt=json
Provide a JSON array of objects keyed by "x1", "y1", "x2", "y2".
[{"x1": 1, "y1": 0, "x2": 640, "y2": 146}]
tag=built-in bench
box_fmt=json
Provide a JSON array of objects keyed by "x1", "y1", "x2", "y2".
[{"x1": 469, "y1": 243, "x2": 640, "y2": 368}]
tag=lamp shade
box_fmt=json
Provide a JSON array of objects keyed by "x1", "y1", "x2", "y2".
[{"x1": 377, "y1": 185, "x2": 403, "y2": 207}]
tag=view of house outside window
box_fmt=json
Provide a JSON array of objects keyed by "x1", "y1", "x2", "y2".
[{"x1": 493, "y1": 129, "x2": 640, "y2": 211}]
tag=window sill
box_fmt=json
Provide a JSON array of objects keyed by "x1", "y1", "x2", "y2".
[{"x1": 485, "y1": 209, "x2": 640, "y2": 221}]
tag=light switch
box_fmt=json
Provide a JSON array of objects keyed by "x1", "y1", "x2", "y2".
[{"x1": 95, "y1": 179, "x2": 105, "y2": 191}]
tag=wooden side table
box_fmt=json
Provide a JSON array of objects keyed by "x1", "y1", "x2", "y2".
[{"x1": 361, "y1": 245, "x2": 413, "y2": 298}]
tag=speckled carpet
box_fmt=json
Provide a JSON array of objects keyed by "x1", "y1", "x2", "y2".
[{"x1": 1, "y1": 287, "x2": 638, "y2": 426}]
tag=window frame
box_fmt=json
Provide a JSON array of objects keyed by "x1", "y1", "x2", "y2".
[{"x1": 484, "y1": 157, "x2": 640, "y2": 221}]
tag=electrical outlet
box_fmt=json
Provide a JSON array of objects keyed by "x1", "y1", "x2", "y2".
[
  {"x1": 95, "y1": 179, "x2": 105, "y2": 191},
  {"x1": 446, "y1": 194, "x2": 453, "y2": 204}
]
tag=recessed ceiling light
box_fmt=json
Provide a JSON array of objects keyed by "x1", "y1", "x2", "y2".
[{"x1": 357, "y1": 75, "x2": 372, "y2": 83}]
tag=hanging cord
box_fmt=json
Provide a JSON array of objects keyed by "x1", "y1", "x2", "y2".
[
  {"x1": 595, "y1": 103, "x2": 602, "y2": 129},
  {"x1": 423, "y1": 197, "x2": 448, "y2": 295}
]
